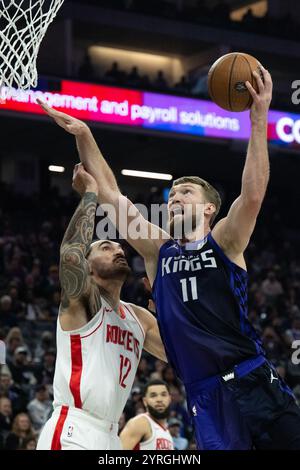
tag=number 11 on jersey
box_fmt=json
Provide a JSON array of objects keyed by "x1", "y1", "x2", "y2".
[{"x1": 180, "y1": 277, "x2": 198, "y2": 302}]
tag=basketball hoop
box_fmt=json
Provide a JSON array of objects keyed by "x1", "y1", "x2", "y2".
[{"x1": 0, "y1": 0, "x2": 64, "y2": 98}]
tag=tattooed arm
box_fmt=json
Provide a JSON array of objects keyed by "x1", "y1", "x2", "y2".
[
  {"x1": 59, "y1": 164, "x2": 99, "y2": 330},
  {"x1": 37, "y1": 100, "x2": 169, "y2": 287}
]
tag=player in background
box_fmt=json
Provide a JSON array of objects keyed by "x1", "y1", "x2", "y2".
[
  {"x1": 37, "y1": 164, "x2": 166, "y2": 450},
  {"x1": 120, "y1": 379, "x2": 174, "y2": 450}
]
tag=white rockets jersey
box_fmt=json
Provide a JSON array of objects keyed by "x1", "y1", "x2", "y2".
[
  {"x1": 53, "y1": 298, "x2": 145, "y2": 423},
  {"x1": 134, "y1": 414, "x2": 174, "y2": 450}
]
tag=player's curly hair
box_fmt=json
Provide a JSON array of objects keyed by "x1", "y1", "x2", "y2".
[{"x1": 142, "y1": 379, "x2": 169, "y2": 397}]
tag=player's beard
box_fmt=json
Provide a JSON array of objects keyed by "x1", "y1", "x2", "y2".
[
  {"x1": 147, "y1": 404, "x2": 171, "y2": 420},
  {"x1": 94, "y1": 259, "x2": 131, "y2": 281}
]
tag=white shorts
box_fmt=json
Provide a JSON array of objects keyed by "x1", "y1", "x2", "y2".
[{"x1": 37, "y1": 405, "x2": 121, "y2": 450}]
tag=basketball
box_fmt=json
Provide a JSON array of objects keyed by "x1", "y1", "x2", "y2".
[{"x1": 207, "y1": 52, "x2": 263, "y2": 112}]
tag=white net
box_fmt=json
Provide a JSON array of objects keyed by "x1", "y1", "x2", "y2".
[{"x1": 0, "y1": 0, "x2": 64, "y2": 91}]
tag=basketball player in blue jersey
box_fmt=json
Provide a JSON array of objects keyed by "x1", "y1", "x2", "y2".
[{"x1": 38, "y1": 66, "x2": 300, "y2": 450}]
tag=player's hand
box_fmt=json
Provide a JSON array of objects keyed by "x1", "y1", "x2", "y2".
[
  {"x1": 37, "y1": 99, "x2": 89, "y2": 136},
  {"x1": 246, "y1": 66, "x2": 272, "y2": 123},
  {"x1": 72, "y1": 163, "x2": 98, "y2": 197}
]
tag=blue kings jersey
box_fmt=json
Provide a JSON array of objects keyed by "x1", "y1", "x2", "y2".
[{"x1": 152, "y1": 232, "x2": 265, "y2": 385}]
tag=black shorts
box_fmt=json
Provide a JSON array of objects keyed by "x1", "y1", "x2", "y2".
[{"x1": 186, "y1": 358, "x2": 300, "y2": 450}]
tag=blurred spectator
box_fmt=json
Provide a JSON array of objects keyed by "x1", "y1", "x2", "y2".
[
  {"x1": 276, "y1": 364, "x2": 287, "y2": 380},
  {"x1": 169, "y1": 386, "x2": 190, "y2": 432},
  {"x1": 140, "y1": 74, "x2": 151, "y2": 90},
  {"x1": 162, "y1": 366, "x2": 181, "y2": 389},
  {"x1": 284, "y1": 315, "x2": 300, "y2": 346},
  {"x1": 153, "y1": 359, "x2": 165, "y2": 379},
  {"x1": 49, "y1": 291, "x2": 61, "y2": 319},
  {"x1": 20, "y1": 435, "x2": 37, "y2": 450},
  {"x1": 261, "y1": 271, "x2": 283, "y2": 304},
  {"x1": 174, "y1": 75, "x2": 190, "y2": 94},
  {"x1": 78, "y1": 52, "x2": 95, "y2": 81},
  {"x1": 0, "y1": 397, "x2": 13, "y2": 441},
  {"x1": 8, "y1": 286, "x2": 24, "y2": 317},
  {"x1": 242, "y1": 8, "x2": 256, "y2": 25},
  {"x1": 153, "y1": 70, "x2": 168, "y2": 91},
  {"x1": 5, "y1": 256, "x2": 27, "y2": 286},
  {"x1": 124, "y1": 386, "x2": 144, "y2": 419},
  {"x1": 40, "y1": 265, "x2": 60, "y2": 297},
  {"x1": 127, "y1": 66, "x2": 142, "y2": 87},
  {"x1": 39, "y1": 349, "x2": 56, "y2": 386},
  {"x1": 24, "y1": 290, "x2": 42, "y2": 321},
  {"x1": 0, "y1": 295, "x2": 18, "y2": 328},
  {"x1": 135, "y1": 357, "x2": 150, "y2": 386},
  {"x1": 27, "y1": 385, "x2": 52, "y2": 432},
  {"x1": 168, "y1": 418, "x2": 188, "y2": 450},
  {"x1": 131, "y1": 255, "x2": 145, "y2": 274},
  {"x1": 34, "y1": 331, "x2": 55, "y2": 362},
  {"x1": 7, "y1": 347, "x2": 37, "y2": 392},
  {"x1": 5, "y1": 328, "x2": 26, "y2": 364},
  {"x1": 4, "y1": 413, "x2": 36, "y2": 450},
  {"x1": 285, "y1": 359, "x2": 300, "y2": 389},
  {"x1": 261, "y1": 326, "x2": 286, "y2": 363},
  {"x1": 0, "y1": 370, "x2": 28, "y2": 415},
  {"x1": 104, "y1": 61, "x2": 123, "y2": 84}
]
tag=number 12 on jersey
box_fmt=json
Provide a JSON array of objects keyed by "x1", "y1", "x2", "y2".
[
  {"x1": 180, "y1": 277, "x2": 198, "y2": 302},
  {"x1": 119, "y1": 354, "x2": 131, "y2": 389}
]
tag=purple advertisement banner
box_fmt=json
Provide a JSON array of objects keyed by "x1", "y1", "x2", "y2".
[
  {"x1": 143, "y1": 92, "x2": 251, "y2": 139},
  {"x1": 1, "y1": 79, "x2": 300, "y2": 149}
]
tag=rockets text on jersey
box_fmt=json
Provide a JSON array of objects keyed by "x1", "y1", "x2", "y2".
[{"x1": 53, "y1": 297, "x2": 145, "y2": 422}]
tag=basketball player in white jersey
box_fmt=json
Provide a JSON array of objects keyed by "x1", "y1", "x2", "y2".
[
  {"x1": 120, "y1": 380, "x2": 174, "y2": 450},
  {"x1": 37, "y1": 164, "x2": 167, "y2": 450}
]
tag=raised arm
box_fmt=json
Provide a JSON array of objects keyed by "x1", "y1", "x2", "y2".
[
  {"x1": 59, "y1": 164, "x2": 99, "y2": 329},
  {"x1": 37, "y1": 99, "x2": 169, "y2": 263},
  {"x1": 74, "y1": 127, "x2": 168, "y2": 258},
  {"x1": 213, "y1": 66, "x2": 272, "y2": 265}
]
